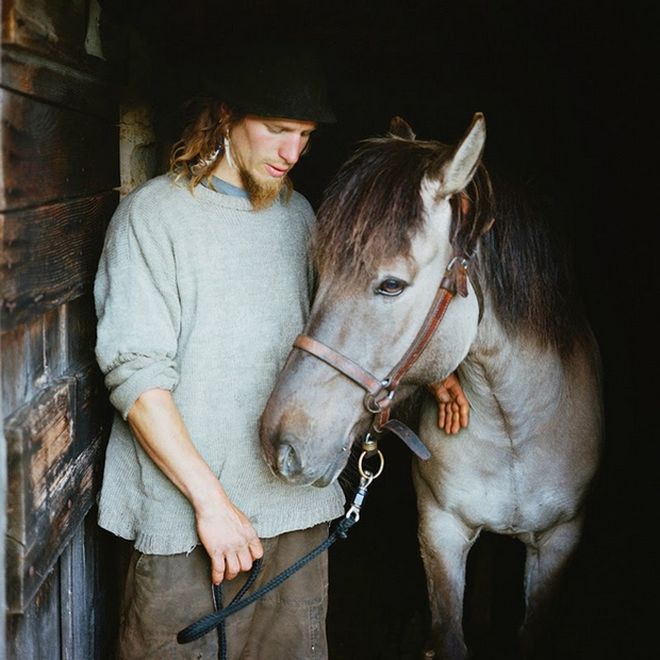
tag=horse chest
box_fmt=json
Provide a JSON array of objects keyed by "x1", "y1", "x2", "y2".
[{"x1": 416, "y1": 423, "x2": 579, "y2": 534}]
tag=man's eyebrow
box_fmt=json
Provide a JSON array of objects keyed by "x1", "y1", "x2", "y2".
[{"x1": 266, "y1": 121, "x2": 317, "y2": 134}]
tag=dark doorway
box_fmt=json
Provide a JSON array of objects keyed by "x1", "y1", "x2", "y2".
[{"x1": 98, "y1": 2, "x2": 655, "y2": 658}]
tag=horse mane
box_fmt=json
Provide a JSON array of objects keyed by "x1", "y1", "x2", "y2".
[
  {"x1": 314, "y1": 135, "x2": 587, "y2": 356},
  {"x1": 479, "y1": 175, "x2": 588, "y2": 356},
  {"x1": 314, "y1": 137, "x2": 447, "y2": 282}
]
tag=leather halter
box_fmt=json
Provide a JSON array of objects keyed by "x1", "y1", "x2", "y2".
[{"x1": 293, "y1": 252, "x2": 475, "y2": 460}]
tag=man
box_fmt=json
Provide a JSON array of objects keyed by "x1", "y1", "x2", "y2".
[{"x1": 94, "y1": 45, "x2": 468, "y2": 659}]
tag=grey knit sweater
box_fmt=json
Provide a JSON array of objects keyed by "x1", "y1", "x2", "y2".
[{"x1": 94, "y1": 174, "x2": 345, "y2": 554}]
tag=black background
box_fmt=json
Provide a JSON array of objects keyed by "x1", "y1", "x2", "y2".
[{"x1": 101, "y1": 1, "x2": 657, "y2": 657}]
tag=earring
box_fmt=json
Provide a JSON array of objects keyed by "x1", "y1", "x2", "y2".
[{"x1": 223, "y1": 135, "x2": 236, "y2": 170}]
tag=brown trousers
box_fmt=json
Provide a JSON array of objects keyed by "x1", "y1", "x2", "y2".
[{"x1": 118, "y1": 524, "x2": 330, "y2": 660}]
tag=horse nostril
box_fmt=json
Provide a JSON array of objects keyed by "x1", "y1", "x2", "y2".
[{"x1": 277, "y1": 442, "x2": 302, "y2": 477}]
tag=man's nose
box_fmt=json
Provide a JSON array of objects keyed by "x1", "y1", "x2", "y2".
[{"x1": 278, "y1": 135, "x2": 306, "y2": 165}]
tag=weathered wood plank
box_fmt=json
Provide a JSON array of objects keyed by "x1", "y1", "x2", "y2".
[
  {"x1": 6, "y1": 379, "x2": 74, "y2": 602},
  {"x1": 65, "y1": 295, "x2": 99, "y2": 372},
  {"x1": 60, "y1": 525, "x2": 94, "y2": 660},
  {"x1": 0, "y1": 315, "x2": 46, "y2": 415},
  {"x1": 74, "y1": 363, "x2": 113, "y2": 455},
  {"x1": 59, "y1": 529, "x2": 77, "y2": 660},
  {"x1": 2, "y1": 0, "x2": 90, "y2": 65},
  {"x1": 43, "y1": 305, "x2": 69, "y2": 382},
  {"x1": 0, "y1": 191, "x2": 118, "y2": 328},
  {"x1": 89, "y1": 514, "x2": 125, "y2": 659},
  {"x1": 0, "y1": 89, "x2": 119, "y2": 211},
  {"x1": 6, "y1": 562, "x2": 62, "y2": 659},
  {"x1": 5, "y1": 369, "x2": 107, "y2": 613},
  {"x1": 2, "y1": 45, "x2": 118, "y2": 120},
  {"x1": 79, "y1": 518, "x2": 99, "y2": 660},
  {"x1": 0, "y1": 302, "x2": 99, "y2": 415}
]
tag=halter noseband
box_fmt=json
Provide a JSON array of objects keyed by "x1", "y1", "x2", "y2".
[{"x1": 293, "y1": 251, "x2": 476, "y2": 461}]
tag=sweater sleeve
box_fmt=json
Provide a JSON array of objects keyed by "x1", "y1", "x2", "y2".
[{"x1": 94, "y1": 192, "x2": 181, "y2": 419}]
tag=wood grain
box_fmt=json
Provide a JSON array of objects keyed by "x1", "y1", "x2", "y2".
[
  {"x1": 2, "y1": 45, "x2": 117, "y2": 120},
  {"x1": 0, "y1": 89, "x2": 119, "y2": 211},
  {"x1": 2, "y1": 0, "x2": 91, "y2": 64},
  {"x1": 0, "y1": 191, "x2": 117, "y2": 329},
  {"x1": 4, "y1": 368, "x2": 108, "y2": 613}
]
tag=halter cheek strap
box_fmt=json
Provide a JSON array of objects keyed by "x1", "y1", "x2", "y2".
[{"x1": 293, "y1": 253, "x2": 475, "y2": 461}]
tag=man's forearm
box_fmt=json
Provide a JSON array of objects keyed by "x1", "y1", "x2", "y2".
[
  {"x1": 126, "y1": 387, "x2": 263, "y2": 583},
  {"x1": 126, "y1": 388, "x2": 227, "y2": 512}
]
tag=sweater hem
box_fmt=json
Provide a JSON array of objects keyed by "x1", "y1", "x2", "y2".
[{"x1": 98, "y1": 494, "x2": 346, "y2": 555}]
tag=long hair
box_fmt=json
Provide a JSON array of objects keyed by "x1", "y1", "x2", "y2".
[{"x1": 169, "y1": 99, "x2": 242, "y2": 190}]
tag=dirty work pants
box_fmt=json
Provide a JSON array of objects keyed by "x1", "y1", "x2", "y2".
[{"x1": 118, "y1": 523, "x2": 330, "y2": 659}]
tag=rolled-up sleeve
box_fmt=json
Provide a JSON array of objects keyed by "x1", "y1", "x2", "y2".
[{"x1": 94, "y1": 194, "x2": 181, "y2": 419}]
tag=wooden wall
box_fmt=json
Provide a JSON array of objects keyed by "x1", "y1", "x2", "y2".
[{"x1": 1, "y1": 2, "x2": 122, "y2": 657}]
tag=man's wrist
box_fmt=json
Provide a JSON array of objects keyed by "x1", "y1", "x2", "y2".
[{"x1": 189, "y1": 477, "x2": 231, "y2": 517}]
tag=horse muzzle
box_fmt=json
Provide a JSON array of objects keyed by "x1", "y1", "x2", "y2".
[{"x1": 262, "y1": 430, "x2": 349, "y2": 487}]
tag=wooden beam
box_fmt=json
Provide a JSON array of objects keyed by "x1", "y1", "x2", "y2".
[
  {"x1": 4, "y1": 365, "x2": 110, "y2": 613},
  {"x1": 6, "y1": 564, "x2": 61, "y2": 659},
  {"x1": 0, "y1": 192, "x2": 118, "y2": 329},
  {"x1": 1, "y1": 45, "x2": 117, "y2": 121},
  {"x1": 2, "y1": 0, "x2": 90, "y2": 65},
  {"x1": 0, "y1": 89, "x2": 119, "y2": 212}
]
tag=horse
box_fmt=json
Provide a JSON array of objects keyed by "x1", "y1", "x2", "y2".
[{"x1": 259, "y1": 113, "x2": 602, "y2": 658}]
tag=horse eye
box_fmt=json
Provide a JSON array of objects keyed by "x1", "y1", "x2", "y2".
[{"x1": 376, "y1": 277, "x2": 407, "y2": 297}]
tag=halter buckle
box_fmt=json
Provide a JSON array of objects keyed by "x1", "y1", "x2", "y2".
[{"x1": 363, "y1": 378, "x2": 395, "y2": 413}]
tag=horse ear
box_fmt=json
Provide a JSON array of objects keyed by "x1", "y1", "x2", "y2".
[
  {"x1": 388, "y1": 116, "x2": 416, "y2": 140},
  {"x1": 436, "y1": 113, "x2": 486, "y2": 196}
]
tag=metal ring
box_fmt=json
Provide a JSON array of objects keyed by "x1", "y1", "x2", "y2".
[
  {"x1": 364, "y1": 393, "x2": 382, "y2": 413},
  {"x1": 358, "y1": 449, "x2": 384, "y2": 480}
]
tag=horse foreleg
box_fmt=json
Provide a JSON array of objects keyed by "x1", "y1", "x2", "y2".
[
  {"x1": 417, "y1": 493, "x2": 476, "y2": 660},
  {"x1": 520, "y1": 515, "x2": 584, "y2": 655}
]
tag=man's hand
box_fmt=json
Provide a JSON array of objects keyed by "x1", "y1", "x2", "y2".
[
  {"x1": 428, "y1": 372, "x2": 470, "y2": 434},
  {"x1": 195, "y1": 497, "x2": 264, "y2": 585}
]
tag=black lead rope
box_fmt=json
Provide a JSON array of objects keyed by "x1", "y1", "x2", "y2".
[
  {"x1": 211, "y1": 557, "x2": 263, "y2": 660},
  {"x1": 177, "y1": 472, "x2": 376, "y2": 657}
]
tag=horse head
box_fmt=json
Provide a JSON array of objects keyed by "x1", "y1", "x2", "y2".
[{"x1": 260, "y1": 114, "x2": 490, "y2": 486}]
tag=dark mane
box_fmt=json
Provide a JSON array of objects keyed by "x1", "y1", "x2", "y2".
[
  {"x1": 314, "y1": 136, "x2": 586, "y2": 355},
  {"x1": 478, "y1": 176, "x2": 587, "y2": 355},
  {"x1": 314, "y1": 137, "x2": 449, "y2": 281}
]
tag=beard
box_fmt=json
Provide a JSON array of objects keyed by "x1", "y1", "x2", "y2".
[{"x1": 239, "y1": 165, "x2": 287, "y2": 211}]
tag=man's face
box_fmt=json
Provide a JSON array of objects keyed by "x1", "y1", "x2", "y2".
[{"x1": 227, "y1": 115, "x2": 317, "y2": 209}]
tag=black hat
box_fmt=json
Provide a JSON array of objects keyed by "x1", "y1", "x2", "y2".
[{"x1": 204, "y1": 41, "x2": 336, "y2": 124}]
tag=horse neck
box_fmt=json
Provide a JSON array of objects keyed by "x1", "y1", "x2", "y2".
[{"x1": 459, "y1": 296, "x2": 566, "y2": 436}]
